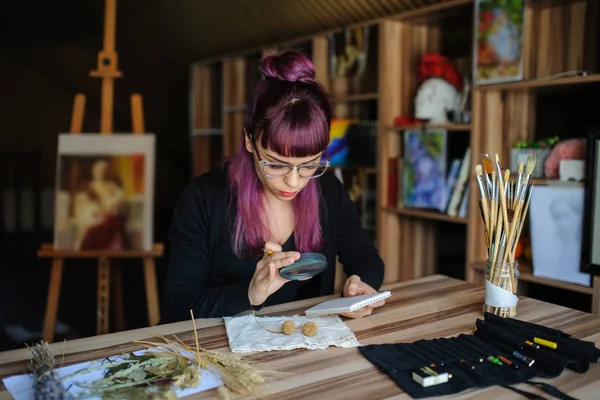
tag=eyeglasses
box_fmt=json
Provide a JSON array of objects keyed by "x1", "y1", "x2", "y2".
[{"x1": 247, "y1": 130, "x2": 330, "y2": 179}]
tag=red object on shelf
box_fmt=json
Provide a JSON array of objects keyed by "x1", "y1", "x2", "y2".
[{"x1": 417, "y1": 52, "x2": 463, "y2": 91}]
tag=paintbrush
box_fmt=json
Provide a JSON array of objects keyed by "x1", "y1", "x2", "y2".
[
  {"x1": 489, "y1": 171, "x2": 497, "y2": 259},
  {"x1": 485, "y1": 155, "x2": 497, "y2": 248},
  {"x1": 491, "y1": 206, "x2": 504, "y2": 267},
  {"x1": 519, "y1": 156, "x2": 537, "y2": 203},
  {"x1": 514, "y1": 161, "x2": 524, "y2": 209},
  {"x1": 482, "y1": 154, "x2": 494, "y2": 195},
  {"x1": 494, "y1": 154, "x2": 511, "y2": 244},
  {"x1": 511, "y1": 184, "x2": 534, "y2": 262},
  {"x1": 475, "y1": 164, "x2": 491, "y2": 248}
]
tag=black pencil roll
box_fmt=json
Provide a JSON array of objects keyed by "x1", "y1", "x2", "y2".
[
  {"x1": 358, "y1": 314, "x2": 599, "y2": 399},
  {"x1": 482, "y1": 312, "x2": 599, "y2": 373}
]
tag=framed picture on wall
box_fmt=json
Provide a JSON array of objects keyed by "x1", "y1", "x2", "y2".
[
  {"x1": 581, "y1": 127, "x2": 600, "y2": 275},
  {"x1": 53, "y1": 134, "x2": 155, "y2": 252}
]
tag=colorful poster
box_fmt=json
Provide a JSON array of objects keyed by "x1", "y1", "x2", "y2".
[
  {"x1": 53, "y1": 134, "x2": 155, "y2": 251},
  {"x1": 473, "y1": 0, "x2": 525, "y2": 85},
  {"x1": 403, "y1": 130, "x2": 448, "y2": 212}
]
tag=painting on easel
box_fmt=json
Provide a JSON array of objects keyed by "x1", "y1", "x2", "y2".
[{"x1": 53, "y1": 134, "x2": 155, "y2": 251}]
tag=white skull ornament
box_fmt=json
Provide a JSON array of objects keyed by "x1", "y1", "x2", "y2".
[{"x1": 414, "y1": 77, "x2": 460, "y2": 124}]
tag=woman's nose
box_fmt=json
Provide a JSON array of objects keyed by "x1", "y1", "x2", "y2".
[{"x1": 285, "y1": 169, "x2": 300, "y2": 187}]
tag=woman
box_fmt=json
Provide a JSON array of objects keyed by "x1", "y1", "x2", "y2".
[{"x1": 163, "y1": 50, "x2": 385, "y2": 323}]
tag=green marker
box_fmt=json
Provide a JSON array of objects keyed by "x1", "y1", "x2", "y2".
[{"x1": 487, "y1": 356, "x2": 503, "y2": 366}]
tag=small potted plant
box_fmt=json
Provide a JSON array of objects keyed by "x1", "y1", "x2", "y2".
[{"x1": 510, "y1": 136, "x2": 559, "y2": 177}]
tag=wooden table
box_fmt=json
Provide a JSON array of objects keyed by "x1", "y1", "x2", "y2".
[{"x1": 1, "y1": 274, "x2": 600, "y2": 399}]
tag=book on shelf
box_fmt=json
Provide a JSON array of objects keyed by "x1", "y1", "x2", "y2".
[{"x1": 446, "y1": 147, "x2": 471, "y2": 217}]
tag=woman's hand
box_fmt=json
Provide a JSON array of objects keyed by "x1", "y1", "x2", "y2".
[
  {"x1": 340, "y1": 275, "x2": 386, "y2": 319},
  {"x1": 248, "y1": 242, "x2": 300, "y2": 307}
]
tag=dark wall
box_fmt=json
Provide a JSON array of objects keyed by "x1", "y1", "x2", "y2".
[{"x1": 0, "y1": 3, "x2": 198, "y2": 347}]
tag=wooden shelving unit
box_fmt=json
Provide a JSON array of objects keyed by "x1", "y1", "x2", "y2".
[
  {"x1": 465, "y1": 0, "x2": 600, "y2": 314},
  {"x1": 189, "y1": 61, "x2": 222, "y2": 177},
  {"x1": 375, "y1": 2, "x2": 474, "y2": 283},
  {"x1": 476, "y1": 73, "x2": 600, "y2": 91},
  {"x1": 389, "y1": 124, "x2": 471, "y2": 132},
  {"x1": 384, "y1": 207, "x2": 468, "y2": 225},
  {"x1": 188, "y1": 0, "x2": 600, "y2": 312}
]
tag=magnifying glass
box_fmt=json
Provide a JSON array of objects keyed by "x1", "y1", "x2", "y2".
[{"x1": 279, "y1": 253, "x2": 328, "y2": 281}]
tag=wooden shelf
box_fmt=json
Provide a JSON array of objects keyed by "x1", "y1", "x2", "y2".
[
  {"x1": 331, "y1": 92, "x2": 379, "y2": 103},
  {"x1": 389, "y1": 123, "x2": 471, "y2": 132},
  {"x1": 475, "y1": 73, "x2": 600, "y2": 92},
  {"x1": 392, "y1": 0, "x2": 473, "y2": 23},
  {"x1": 333, "y1": 165, "x2": 377, "y2": 174},
  {"x1": 384, "y1": 207, "x2": 468, "y2": 224},
  {"x1": 472, "y1": 261, "x2": 593, "y2": 295},
  {"x1": 507, "y1": 176, "x2": 584, "y2": 188},
  {"x1": 38, "y1": 243, "x2": 164, "y2": 259}
]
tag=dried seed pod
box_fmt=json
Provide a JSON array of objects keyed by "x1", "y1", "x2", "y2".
[
  {"x1": 301, "y1": 322, "x2": 318, "y2": 337},
  {"x1": 281, "y1": 320, "x2": 296, "y2": 335}
]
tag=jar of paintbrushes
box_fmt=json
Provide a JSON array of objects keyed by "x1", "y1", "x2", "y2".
[
  {"x1": 475, "y1": 153, "x2": 536, "y2": 318},
  {"x1": 483, "y1": 260, "x2": 519, "y2": 318}
]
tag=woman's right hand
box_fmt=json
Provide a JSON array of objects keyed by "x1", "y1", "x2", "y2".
[{"x1": 248, "y1": 241, "x2": 300, "y2": 307}]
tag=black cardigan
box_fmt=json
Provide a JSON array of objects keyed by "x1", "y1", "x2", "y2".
[{"x1": 162, "y1": 164, "x2": 385, "y2": 322}]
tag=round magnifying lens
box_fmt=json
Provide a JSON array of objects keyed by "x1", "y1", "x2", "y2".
[{"x1": 279, "y1": 253, "x2": 327, "y2": 280}]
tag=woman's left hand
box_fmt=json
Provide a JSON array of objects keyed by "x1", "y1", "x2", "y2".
[{"x1": 340, "y1": 275, "x2": 386, "y2": 319}]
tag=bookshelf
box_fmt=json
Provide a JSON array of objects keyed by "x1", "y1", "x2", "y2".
[
  {"x1": 189, "y1": 0, "x2": 600, "y2": 312},
  {"x1": 465, "y1": 0, "x2": 600, "y2": 314}
]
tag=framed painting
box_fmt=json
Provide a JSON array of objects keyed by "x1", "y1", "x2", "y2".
[
  {"x1": 53, "y1": 134, "x2": 155, "y2": 251},
  {"x1": 402, "y1": 129, "x2": 448, "y2": 212},
  {"x1": 473, "y1": 0, "x2": 525, "y2": 85},
  {"x1": 581, "y1": 127, "x2": 600, "y2": 275}
]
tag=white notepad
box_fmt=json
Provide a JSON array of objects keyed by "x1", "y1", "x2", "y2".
[{"x1": 304, "y1": 291, "x2": 391, "y2": 317}]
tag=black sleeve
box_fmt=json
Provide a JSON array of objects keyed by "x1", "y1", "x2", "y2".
[
  {"x1": 163, "y1": 179, "x2": 250, "y2": 322},
  {"x1": 331, "y1": 175, "x2": 385, "y2": 290}
]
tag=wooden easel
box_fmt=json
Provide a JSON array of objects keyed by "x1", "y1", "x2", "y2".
[{"x1": 38, "y1": 0, "x2": 163, "y2": 343}]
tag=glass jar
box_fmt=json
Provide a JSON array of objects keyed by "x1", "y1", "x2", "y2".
[{"x1": 483, "y1": 260, "x2": 520, "y2": 318}]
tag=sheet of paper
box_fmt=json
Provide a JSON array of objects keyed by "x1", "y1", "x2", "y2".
[
  {"x1": 530, "y1": 186, "x2": 592, "y2": 287},
  {"x1": 2, "y1": 348, "x2": 222, "y2": 400}
]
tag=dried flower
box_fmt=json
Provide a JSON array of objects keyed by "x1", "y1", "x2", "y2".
[
  {"x1": 301, "y1": 322, "x2": 318, "y2": 337},
  {"x1": 281, "y1": 320, "x2": 296, "y2": 335}
]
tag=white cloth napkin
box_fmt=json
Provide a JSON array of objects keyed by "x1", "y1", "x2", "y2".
[{"x1": 223, "y1": 313, "x2": 359, "y2": 353}]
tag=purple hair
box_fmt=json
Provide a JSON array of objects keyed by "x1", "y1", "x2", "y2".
[{"x1": 227, "y1": 50, "x2": 332, "y2": 257}]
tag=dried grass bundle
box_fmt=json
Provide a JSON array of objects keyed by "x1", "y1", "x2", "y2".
[
  {"x1": 135, "y1": 310, "x2": 284, "y2": 398},
  {"x1": 27, "y1": 341, "x2": 72, "y2": 400},
  {"x1": 33, "y1": 310, "x2": 282, "y2": 399}
]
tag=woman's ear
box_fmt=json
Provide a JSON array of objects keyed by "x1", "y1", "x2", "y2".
[{"x1": 244, "y1": 128, "x2": 254, "y2": 153}]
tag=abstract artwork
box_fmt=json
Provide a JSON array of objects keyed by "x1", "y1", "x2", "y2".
[
  {"x1": 53, "y1": 134, "x2": 155, "y2": 251},
  {"x1": 327, "y1": 26, "x2": 370, "y2": 78},
  {"x1": 473, "y1": 0, "x2": 525, "y2": 85},
  {"x1": 403, "y1": 129, "x2": 448, "y2": 212}
]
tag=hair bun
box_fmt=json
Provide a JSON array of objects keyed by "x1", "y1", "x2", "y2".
[{"x1": 260, "y1": 50, "x2": 316, "y2": 83}]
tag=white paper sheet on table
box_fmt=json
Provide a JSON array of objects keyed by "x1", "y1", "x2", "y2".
[
  {"x1": 224, "y1": 313, "x2": 359, "y2": 353},
  {"x1": 2, "y1": 348, "x2": 222, "y2": 400}
]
